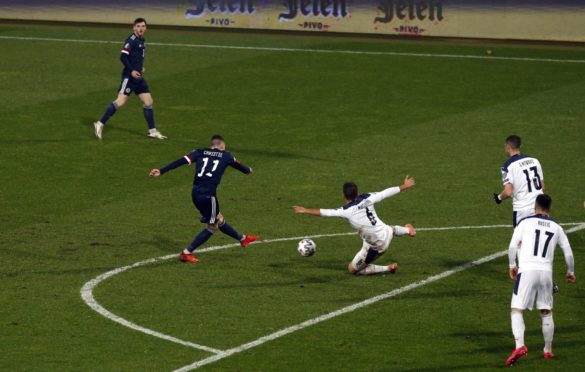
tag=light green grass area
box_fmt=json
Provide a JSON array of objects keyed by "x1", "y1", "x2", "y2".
[{"x1": 0, "y1": 23, "x2": 584, "y2": 371}]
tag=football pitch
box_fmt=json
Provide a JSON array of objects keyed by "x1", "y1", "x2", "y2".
[{"x1": 1, "y1": 22, "x2": 584, "y2": 371}]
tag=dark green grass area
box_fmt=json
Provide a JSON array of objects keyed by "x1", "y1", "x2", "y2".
[{"x1": 0, "y1": 22, "x2": 584, "y2": 371}]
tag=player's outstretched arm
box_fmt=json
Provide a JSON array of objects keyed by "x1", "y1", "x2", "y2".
[
  {"x1": 369, "y1": 175, "x2": 416, "y2": 204},
  {"x1": 399, "y1": 175, "x2": 416, "y2": 191},
  {"x1": 293, "y1": 206, "x2": 322, "y2": 216},
  {"x1": 150, "y1": 156, "x2": 189, "y2": 177},
  {"x1": 231, "y1": 157, "x2": 253, "y2": 175}
]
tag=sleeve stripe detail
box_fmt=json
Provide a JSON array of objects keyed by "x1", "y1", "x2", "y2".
[
  {"x1": 183, "y1": 156, "x2": 192, "y2": 165},
  {"x1": 121, "y1": 50, "x2": 130, "y2": 55}
]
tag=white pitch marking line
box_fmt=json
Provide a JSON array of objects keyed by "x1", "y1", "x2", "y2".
[
  {"x1": 174, "y1": 222, "x2": 585, "y2": 371},
  {"x1": 79, "y1": 223, "x2": 584, "y2": 363},
  {"x1": 566, "y1": 223, "x2": 585, "y2": 233},
  {"x1": 174, "y1": 250, "x2": 508, "y2": 371},
  {"x1": 1, "y1": 35, "x2": 585, "y2": 64}
]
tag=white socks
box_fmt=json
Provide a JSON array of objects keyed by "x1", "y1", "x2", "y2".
[
  {"x1": 393, "y1": 226, "x2": 410, "y2": 236},
  {"x1": 356, "y1": 264, "x2": 389, "y2": 275},
  {"x1": 541, "y1": 312, "x2": 554, "y2": 353},
  {"x1": 511, "y1": 311, "x2": 525, "y2": 349}
]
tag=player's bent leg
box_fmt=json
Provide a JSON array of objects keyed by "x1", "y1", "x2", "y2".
[
  {"x1": 179, "y1": 227, "x2": 216, "y2": 263},
  {"x1": 217, "y1": 214, "x2": 242, "y2": 241},
  {"x1": 114, "y1": 93, "x2": 129, "y2": 108},
  {"x1": 393, "y1": 224, "x2": 415, "y2": 237},
  {"x1": 212, "y1": 212, "x2": 258, "y2": 247},
  {"x1": 349, "y1": 247, "x2": 395, "y2": 275},
  {"x1": 349, "y1": 247, "x2": 368, "y2": 275},
  {"x1": 94, "y1": 95, "x2": 129, "y2": 139},
  {"x1": 506, "y1": 308, "x2": 528, "y2": 366}
]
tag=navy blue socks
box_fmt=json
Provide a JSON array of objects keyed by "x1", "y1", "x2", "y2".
[
  {"x1": 219, "y1": 222, "x2": 243, "y2": 241},
  {"x1": 100, "y1": 102, "x2": 119, "y2": 124},
  {"x1": 187, "y1": 228, "x2": 214, "y2": 252},
  {"x1": 143, "y1": 105, "x2": 155, "y2": 129}
]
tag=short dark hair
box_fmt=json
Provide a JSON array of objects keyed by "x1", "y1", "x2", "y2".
[
  {"x1": 506, "y1": 135, "x2": 521, "y2": 149},
  {"x1": 343, "y1": 182, "x2": 358, "y2": 201},
  {"x1": 536, "y1": 194, "x2": 552, "y2": 212},
  {"x1": 134, "y1": 18, "x2": 147, "y2": 25},
  {"x1": 210, "y1": 134, "x2": 224, "y2": 143}
]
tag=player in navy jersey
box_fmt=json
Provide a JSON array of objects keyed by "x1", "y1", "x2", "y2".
[
  {"x1": 93, "y1": 18, "x2": 166, "y2": 140},
  {"x1": 149, "y1": 135, "x2": 258, "y2": 263}
]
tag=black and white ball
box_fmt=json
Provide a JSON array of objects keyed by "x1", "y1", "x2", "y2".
[{"x1": 297, "y1": 239, "x2": 316, "y2": 257}]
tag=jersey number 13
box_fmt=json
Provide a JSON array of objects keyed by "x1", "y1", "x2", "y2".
[{"x1": 523, "y1": 166, "x2": 542, "y2": 193}]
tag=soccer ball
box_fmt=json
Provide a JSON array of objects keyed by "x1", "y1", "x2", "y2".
[{"x1": 297, "y1": 239, "x2": 316, "y2": 257}]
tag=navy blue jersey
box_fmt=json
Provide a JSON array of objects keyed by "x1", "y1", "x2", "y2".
[
  {"x1": 120, "y1": 33, "x2": 145, "y2": 76},
  {"x1": 185, "y1": 148, "x2": 251, "y2": 194}
]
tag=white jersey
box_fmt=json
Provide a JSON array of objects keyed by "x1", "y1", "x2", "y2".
[
  {"x1": 320, "y1": 187, "x2": 400, "y2": 244},
  {"x1": 508, "y1": 215, "x2": 574, "y2": 273},
  {"x1": 501, "y1": 154, "x2": 544, "y2": 211}
]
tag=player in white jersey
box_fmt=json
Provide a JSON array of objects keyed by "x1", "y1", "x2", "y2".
[
  {"x1": 494, "y1": 135, "x2": 544, "y2": 227},
  {"x1": 293, "y1": 176, "x2": 416, "y2": 275},
  {"x1": 505, "y1": 194, "x2": 575, "y2": 366}
]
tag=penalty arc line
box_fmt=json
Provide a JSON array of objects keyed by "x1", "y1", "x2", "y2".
[
  {"x1": 1, "y1": 35, "x2": 585, "y2": 64},
  {"x1": 79, "y1": 223, "x2": 585, "y2": 362},
  {"x1": 174, "y1": 222, "x2": 585, "y2": 371}
]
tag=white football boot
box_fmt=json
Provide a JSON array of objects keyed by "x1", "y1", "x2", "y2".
[
  {"x1": 147, "y1": 128, "x2": 167, "y2": 140},
  {"x1": 94, "y1": 121, "x2": 104, "y2": 140}
]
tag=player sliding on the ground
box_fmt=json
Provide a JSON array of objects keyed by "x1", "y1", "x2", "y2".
[
  {"x1": 293, "y1": 176, "x2": 416, "y2": 275},
  {"x1": 93, "y1": 18, "x2": 166, "y2": 140},
  {"x1": 149, "y1": 135, "x2": 257, "y2": 263},
  {"x1": 505, "y1": 194, "x2": 575, "y2": 367}
]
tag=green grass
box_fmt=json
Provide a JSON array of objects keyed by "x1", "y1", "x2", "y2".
[{"x1": 1, "y1": 22, "x2": 584, "y2": 371}]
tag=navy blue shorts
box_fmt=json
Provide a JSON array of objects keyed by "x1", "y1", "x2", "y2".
[
  {"x1": 118, "y1": 75, "x2": 150, "y2": 96},
  {"x1": 192, "y1": 192, "x2": 220, "y2": 224}
]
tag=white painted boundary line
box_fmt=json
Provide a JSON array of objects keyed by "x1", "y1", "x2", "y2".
[
  {"x1": 1, "y1": 35, "x2": 585, "y2": 64},
  {"x1": 79, "y1": 223, "x2": 584, "y2": 366},
  {"x1": 175, "y1": 250, "x2": 508, "y2": 371},
  {"x1": 566, "y1": 223, "x2": 585, "y2": 233},
  {"x1": 175, "y1": 222, "x2": 585, "y2": 371}
]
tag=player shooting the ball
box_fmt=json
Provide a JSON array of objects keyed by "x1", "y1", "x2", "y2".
[
  {"x1": 293, "y1": 176, "x2": 416, "y2": 275},
  {"x1": 150, "y1": 135, "x2": 258, "y2": 263}
]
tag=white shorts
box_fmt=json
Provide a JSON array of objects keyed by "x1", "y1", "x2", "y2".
[
  {"x1": 513, "y1": 208, "x2": 534, "y2": 228},
  {"x1": 511, "y1": 270, "x2": 553, "y2": 311},
  {"x1": 351, "y1": 225, "x2": 394, "y2": 271}
]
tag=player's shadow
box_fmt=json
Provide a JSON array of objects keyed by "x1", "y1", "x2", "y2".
[
  {"x1": 144, "y1": 235, "x2": 187, "y2": 253},
  {"x1": 80, "y1": 117, "x2": 145, "y2": 138},
  {"x1": 229, "y1": 147, "x2": 333, "y2": 162},
  {"x1": 451, "y1": 325, "x2": 584, "y2": 341}
]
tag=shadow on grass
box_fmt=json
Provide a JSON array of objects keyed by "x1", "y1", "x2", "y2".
[
  {"x1": 80, "y1": 116, "x2": 146, "y2": 138},
  {"x1": 230, "y1": 147, "x2": 333, "y2": 162}
]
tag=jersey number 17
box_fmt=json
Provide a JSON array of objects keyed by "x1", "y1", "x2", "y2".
[{"x1": 533, "y1": 229, "x2": 554, "y2": 258}]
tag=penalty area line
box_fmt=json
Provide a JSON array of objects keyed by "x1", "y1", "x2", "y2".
[
  {"x1": 1, "y1": 35, "x2": 585, "y2": 64},
  {"x1": 78, "y1": 223, "x2": 583, "y2": 365},
  {"x1": 173, "y1": 222, "x2": 585, "y2": 371}
]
